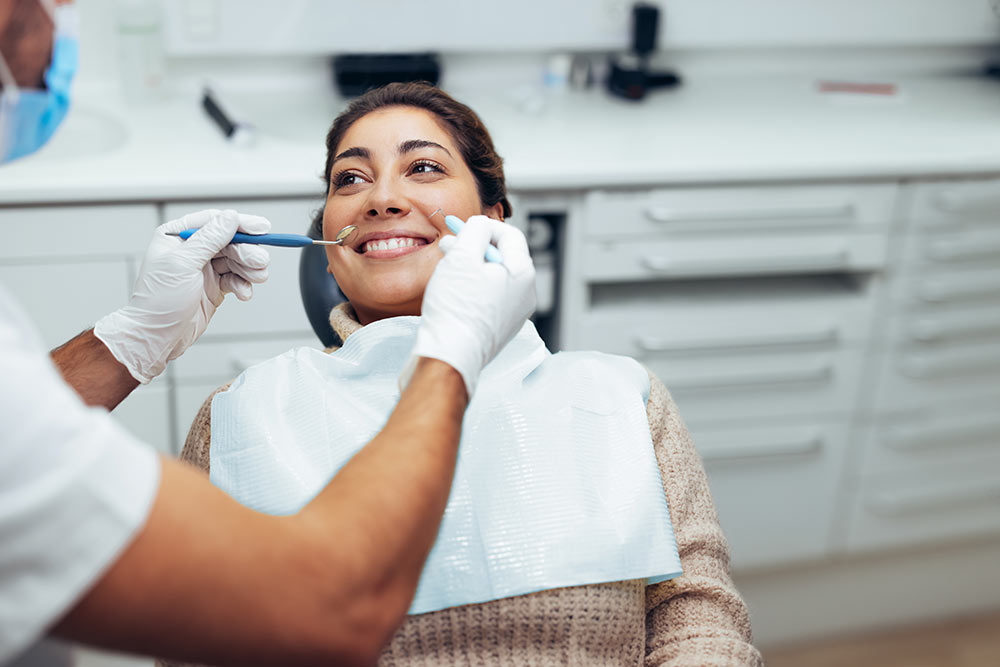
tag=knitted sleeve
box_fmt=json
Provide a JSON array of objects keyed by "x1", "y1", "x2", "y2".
[
  {"x1": 643, "y1": 371, "x2": 763, "y2": 667},
  {"x1": 178, "y1": 384, "x2": 231, "y2": 475}
]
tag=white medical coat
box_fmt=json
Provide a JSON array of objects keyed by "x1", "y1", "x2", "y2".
[{"x1": 0, "y1": 288, "x2": 159, "y2": 664}]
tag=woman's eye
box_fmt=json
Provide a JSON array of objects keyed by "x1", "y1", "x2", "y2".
[
  {"x1": 411, "y1": 160, "x2": 444, "y2": 176},
  {"x1": 334, "y1": 171, "x2": 366, "y2": 189}
]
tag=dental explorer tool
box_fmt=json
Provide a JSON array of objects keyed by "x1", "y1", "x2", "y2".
[
  {"x1": 169, "y1": 225, "x2": 358, "y2": 248},
  {"x1": 429, "y1": 209, "x2": 503, "y2": 263}
]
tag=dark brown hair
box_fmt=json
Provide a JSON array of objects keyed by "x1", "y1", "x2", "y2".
[{"x1": 312, "y1": 82, "x2": 511, "y2": 236}]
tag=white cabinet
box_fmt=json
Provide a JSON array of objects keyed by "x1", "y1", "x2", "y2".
[
  {"x1": 563, "y1": 182, "x2": 897, "y2": 571},
  {"x1": 0, "y1": 204, "x2": 173, "y2": 451},
  {"x1": 845, "y1": 177, "x2": 1000, "y2": 554}
]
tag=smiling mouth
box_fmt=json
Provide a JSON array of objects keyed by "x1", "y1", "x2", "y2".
[{"x1": 356, "y1": 235, "x2": 432, "y2": 258}]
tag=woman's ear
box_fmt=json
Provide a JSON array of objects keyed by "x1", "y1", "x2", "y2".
[{"x1": 485, "y1": 202, "x2": 505, "y2": 222}]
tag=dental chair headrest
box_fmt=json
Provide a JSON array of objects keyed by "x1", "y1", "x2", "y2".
[{"x1": 299, "y1": 210, "x2": 347, "y2": 348}]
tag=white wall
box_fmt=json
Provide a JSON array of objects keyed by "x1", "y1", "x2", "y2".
[{"x1": 160, "y1": 0, "x2": 1000, "y2": 55}]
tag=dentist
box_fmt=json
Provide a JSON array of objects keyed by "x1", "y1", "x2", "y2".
[{"x1": 0, "y1": 1, "x2": 536, "y2": 665}]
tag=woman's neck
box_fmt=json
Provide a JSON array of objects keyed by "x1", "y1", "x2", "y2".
[{"x1": 352, "y1": 300, "x2": 422, "y2": 326}]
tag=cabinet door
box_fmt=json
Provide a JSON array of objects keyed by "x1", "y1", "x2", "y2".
[
  {"x1": 846, "y1": 457, "x2": 1000, "y2": 553},
  {"x1": 693, "y1": 419, "x2": 850, "y2": 571},
  {"x1": 0, "y1": 203, "x2": 171, "y2": 454},
  {"x1": 0, "y1": 203, "x2": 158, "y2": 345},
  {"x1": 162, "y1": 199, "x2": 324, "y2": 339},
  {"x1": 0, "y1": 261, "x2": 129, "y2": 347}
]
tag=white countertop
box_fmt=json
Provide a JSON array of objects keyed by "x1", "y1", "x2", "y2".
[{"x1": 3, "y1": 72, "x2": 1000, "y2": 205}]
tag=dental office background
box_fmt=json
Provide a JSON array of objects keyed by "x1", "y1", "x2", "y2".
[{"x1": 3, "y1": 1, "x2": 1000, "y2": 664}]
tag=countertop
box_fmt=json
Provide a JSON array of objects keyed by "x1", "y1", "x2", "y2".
[{"x1": 3, "y1": 73, "x2": 1000, "y2": 205}]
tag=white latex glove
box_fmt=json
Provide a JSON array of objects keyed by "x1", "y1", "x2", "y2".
[
  {"x1": 403, "y1": 215, "x2": 536, "y2": 399},
  {"x1": 94, "y1": 209, "x2": 271, "y2": 384}
]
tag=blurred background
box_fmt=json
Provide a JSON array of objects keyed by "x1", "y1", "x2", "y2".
[{"x1": 3, "y1": 1, "x2": 1000, "y2": 665}]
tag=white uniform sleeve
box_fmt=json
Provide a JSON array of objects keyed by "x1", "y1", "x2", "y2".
[{"x1": 0, "y1": 290, "x2": 160, "y2": 664}]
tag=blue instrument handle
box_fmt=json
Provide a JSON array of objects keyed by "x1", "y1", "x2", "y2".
[
  {"x1": 443, "y1": 216, "x2": 503, "y2": 263},
  {"x1": 177, "y1": 229, "x2": 312, "y2": 247}
]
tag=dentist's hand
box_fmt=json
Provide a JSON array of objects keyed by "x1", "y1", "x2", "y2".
[
  {"x1": 405, "y1": 216, "x2": 536, "y2": 399},
  {"x1": 94, "y1": 209, "x2": 271, "y2": 384}
]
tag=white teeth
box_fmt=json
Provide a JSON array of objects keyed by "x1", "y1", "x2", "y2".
[{"x1": 364, "y1": 237, "x2": 422, "y2": 253}]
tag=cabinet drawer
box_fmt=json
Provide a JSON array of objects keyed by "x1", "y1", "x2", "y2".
[
  {"x1": 0, "y1": 204, "x2": 157, "y2": 259},
  {"x1": 693, "y1": 419, "x2": 849, "y2": 570},
  {"x1": 909, "y1": 178, "x2": 1000, "y2": 229},
  {"x1": 163, "y1": 199, "x2": 323, "y2": 338},
  {"x1": 891, "y1": 302, "x2": 1000, "y2": 346},
  {"x1": 584, "y1": 183, "x2": 896, "y2": 239},
  {"x1": 580, "y1": 233, "x2": 887, "y2": 282},
  {"x1": 859, "y1": 398, "x2": 1000, "y2": 477},
  {"x1": 874, "y1": 339, "x2": 1000, "y2": 411},
  {"x1": 898, "y1": 226, "x2": 1000, "y2": 274},
  {"x1": 650, "y1": 347, "x2": 865, "y2": 424},
  {"x1": 846, "y1": 459, "x2": 1000, "y2": 553},
  {"x1": 579, "y1": 277, "x2": 876, "y2": 350},
  {"x1": 0, "y1": 261, "x2": 130, "y2": 347},
  {"x1": 896, "y1": 265, "x2": 1000, "y2": 307}
]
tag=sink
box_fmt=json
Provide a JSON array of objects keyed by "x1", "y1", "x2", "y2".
[{"x1": 33, "y1": 105, "x2": 129, "y2": 160}]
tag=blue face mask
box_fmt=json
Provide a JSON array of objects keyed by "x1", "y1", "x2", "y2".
[{"x1": 0, "y1": 2, "x2": 79, "y2": 164}]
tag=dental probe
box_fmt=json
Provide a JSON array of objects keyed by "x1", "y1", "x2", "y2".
[
  {"x1": 169, "y1": 225, "x2": 358, "y2": 248},
  {"x1": 429, "y1": 209, "x2": 503, "y2": 263}
]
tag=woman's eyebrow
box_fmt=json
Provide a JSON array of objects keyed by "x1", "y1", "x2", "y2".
[
  {"x1": 332, "y1": 146, "x2": 371, "y2": 163},
  {"x1": 399, "y1": 139, "x2": 452, "y2": 157}
]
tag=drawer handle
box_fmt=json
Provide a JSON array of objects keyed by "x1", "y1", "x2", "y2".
[
  {"x1": 909, "y1": 316, "x2": 1000, "y2": 343},
  {"x1": 926, "y1": 239, "x2": 1000, "y2": 262},
  {"x1": 900, "y1": 355, "x2": 1000, "y2": 379},
  {"x1": 634, "y1": 327, "x2": 839, "y2": 353},
  {"x1": 885, "y1": 417, "x2": 1000, "y2": 452},
  {"x1": 701, "y1": 436, "x2": 824, "y2": 464},
  {"x1": 643, "y1": 203, "x2": 857, "y2": 224},
  {"x1": 916, "y1": 278, "x2": 1000, "y2": 303},
  {"x1": 670, "y1": 365, "x2": 833, "y2": 391},
  {"x1": 867, "y1": 481, "x2": 1000, "y2": 517},
  {"x1": 640, "y1": 250, "x2": 850, "y2": 276},
  {"x1": 932, "y1": 190, "x2": 1000, "y2": 215}
]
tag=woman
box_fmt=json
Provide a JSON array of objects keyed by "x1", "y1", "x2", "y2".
[{"x1": 166, "y1": 82, "x2": 762, "y2": 667}]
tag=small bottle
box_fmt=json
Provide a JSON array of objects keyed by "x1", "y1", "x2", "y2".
[
  {"x1": 116, "y1": 0, "x2": 166, "y2": 102},
  {"x1": 543, "y1": 53, "x2": 572, "y2": 94}
]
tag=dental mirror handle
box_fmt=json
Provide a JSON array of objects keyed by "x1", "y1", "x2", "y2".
[{"x1": 172, "y1": 229, "x2": 346, "y2": 247}]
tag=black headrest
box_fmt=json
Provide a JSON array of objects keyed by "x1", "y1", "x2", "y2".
[{"x1": 298, "y1": 210, "x2": 347, "y2": 347}]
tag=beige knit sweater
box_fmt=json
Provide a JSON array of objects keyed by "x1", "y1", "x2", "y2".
[{"x1": 160, "y1": 303, "x2": 762, "y2": 667}]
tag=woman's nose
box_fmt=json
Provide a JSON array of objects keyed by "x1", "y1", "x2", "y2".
[{"x1": 364, "y1": 179, "x2": 411, "y2": 220}]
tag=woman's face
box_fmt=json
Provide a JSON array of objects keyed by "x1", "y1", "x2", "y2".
[{"x1": 323, "y1": 105, "x2": 503, "y2": 324}]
